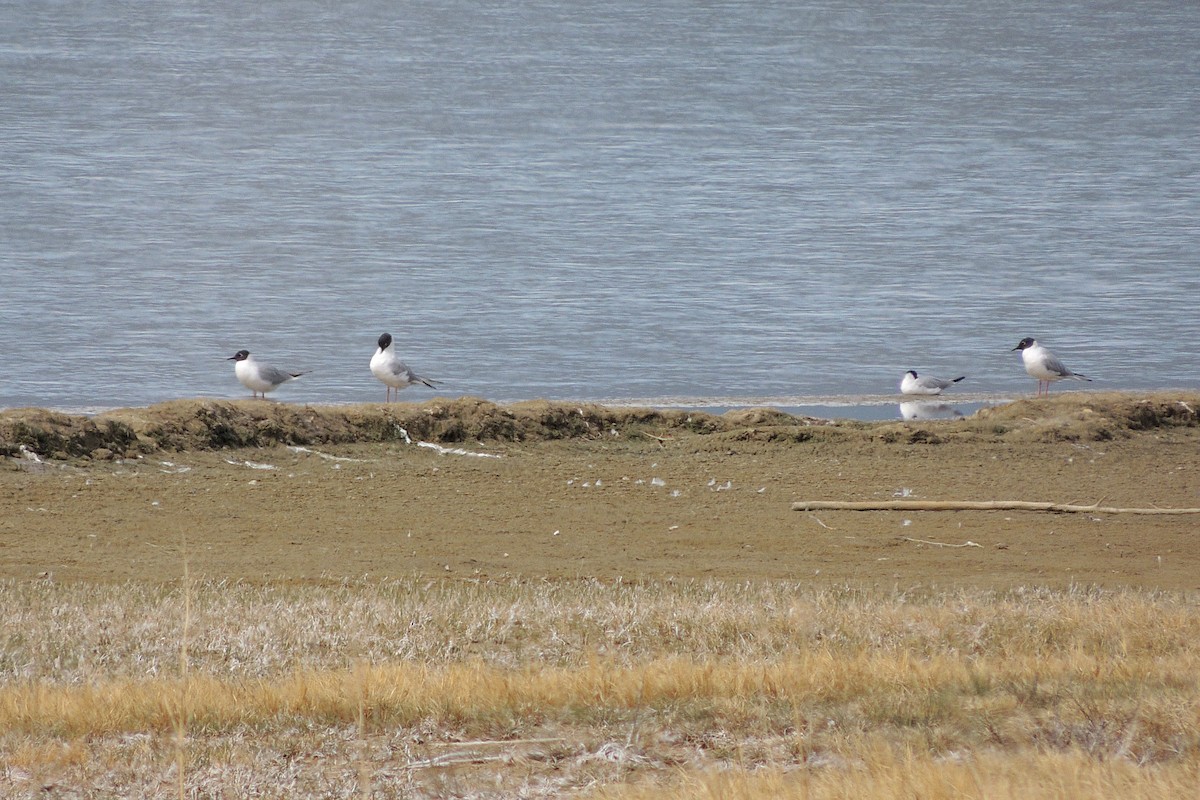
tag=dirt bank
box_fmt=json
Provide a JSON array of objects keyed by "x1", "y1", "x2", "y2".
[{"x1": 2, "y1": 392, "x2": 1198, "y2": 589}]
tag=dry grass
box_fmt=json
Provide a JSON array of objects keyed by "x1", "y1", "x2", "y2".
[
  {"x1": 2, "y1": 578, "x2": 1199, "y2": 797},
  {"x1": 593, "y1": 747, "x2": 1200, "y2": 800}
]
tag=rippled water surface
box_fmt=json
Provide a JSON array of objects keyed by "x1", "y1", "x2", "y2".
[{"x1": 2, "y1": 0, "x2": 1197, "y2": 411}]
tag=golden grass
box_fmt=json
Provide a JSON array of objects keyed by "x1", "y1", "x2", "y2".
[
  {"x1": 3, "y1": 652, "x2": 1196, "y2": 737},
  {"x1": 2, "y1": 578, "x2": 1198, "y2": 797},
  {"x1": 592, "y1": 747, "x2": 1200, "y2": 800}
]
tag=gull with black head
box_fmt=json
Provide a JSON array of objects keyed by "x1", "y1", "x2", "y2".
[
  {"x1": 1012, "y1": 337, "x2": 1091, "y2": 396},
  {"x1": 227, "y1": 350, "x2": 308, "y2": 399},
  {"x1": 370, "y1": 332, "x2": 438, "y2": 402},
  {"x1": 900, "y1": 370, "x2": 965, "y2": 396}
]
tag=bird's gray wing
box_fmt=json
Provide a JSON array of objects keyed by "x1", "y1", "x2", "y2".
[
  {"x1": 1042, "y1": 352, "x2": 1073, "y2": 377},
  {"x1": 387, "y1": 359, "x2": 414, "y2": 379},
  {"x1": 260, "y1": 365, "x2": 300, "y2": 384},
  {"x1": 390, "y1": 359, "x2": 437, "y2": 386}
]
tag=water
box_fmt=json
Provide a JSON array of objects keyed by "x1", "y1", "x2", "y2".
[
  {"x1": 678, "y1": 400, "x2": 996, "y2": 423},
  {"x1": 2, "y1": 0, "x2": 1197, "y2": 414}
]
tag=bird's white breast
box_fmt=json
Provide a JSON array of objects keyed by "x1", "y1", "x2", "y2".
[
  {"x1": 1021, "y1": 347, "x2": 1059, "y2": 380},
  {"x1": 369, "y1": 348, "x2": 387, "y2": 378},
  {"x1": 371, "y1": 347, "x2": 409, "y2": 388},
  {"x1": 901, "y1": 374, "x2": 938, "y2": 395},
  {"x1": 235, "y1": 359, "x2": 273, "y2": 392}
]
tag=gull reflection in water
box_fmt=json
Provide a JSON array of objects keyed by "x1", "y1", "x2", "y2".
[{"x1": 899, "y1": 401, "x2": 966, "y2": 421}]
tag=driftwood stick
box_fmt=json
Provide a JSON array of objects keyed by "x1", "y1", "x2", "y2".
[{"x1": 792, "y1": 500, "x2": 1200, "y2": 515}]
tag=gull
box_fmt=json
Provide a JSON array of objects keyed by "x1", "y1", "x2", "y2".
[
  {"x1": 1011, "y1": 337, "x2": 1091, "y2": 396},
  {"x1": 227, "y1": 350, "x2": 308, "y2": 399},
  {"x1": 370, "y1": 332, "x2": 438, "y2": 402},
  {"x1": 900, "y1": 370, "x2": 965, "y2": 396}
]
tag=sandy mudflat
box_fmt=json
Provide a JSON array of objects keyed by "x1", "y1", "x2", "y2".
[{"x1": 2, "y1": 392, "x2": 1198, "y2": 589}]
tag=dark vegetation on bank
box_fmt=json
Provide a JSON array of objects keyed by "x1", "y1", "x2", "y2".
[{"x1": 1, "y1": 392, "x2": 1198, "y2": 461}]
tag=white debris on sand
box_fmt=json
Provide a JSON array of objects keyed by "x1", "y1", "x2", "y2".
[
  {"x1": 417, "y1": 442, "x2": 502, "y2": 459},
  {"x1": 286, "y1": 446, "x2": 372, "y2": 463},
  {"x1": 224, "y1": 458, "x2": 276, "y2": 470}
]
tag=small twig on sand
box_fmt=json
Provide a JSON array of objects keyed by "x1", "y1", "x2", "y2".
[
  {"x1": 809, "y1": 515, "x2": 835, "y2": 530},
  {"x1": 903, "y1": 537, "x2": 982, "y2": 548},
  {"x1": 405, "y1": 738, "x2": 565, "y2": 770},
  {"x1": 403, "y1": 752, "x2": 508, "y2": 770},
  {"x1": 428, "y1": 738, "x2": 566, "y2": 748}
]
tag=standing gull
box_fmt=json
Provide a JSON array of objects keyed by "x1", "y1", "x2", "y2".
[
  {"x1": 1011, "y1": 337, "x2": 1091, "y2": 396},
  {"x1": 900, "y1": 370, "x2": 965, "y2": 396},
  {"x1": 227, "y1": 350, "x2": 308, "y2": 399},
  {"x1": 370, "y1": 332, "x2": 438, "y2": 402}
]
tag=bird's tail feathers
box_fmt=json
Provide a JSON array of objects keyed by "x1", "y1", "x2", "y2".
[{"x1": 951, "y1": 376, "x2": 966, "y2": 383}]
